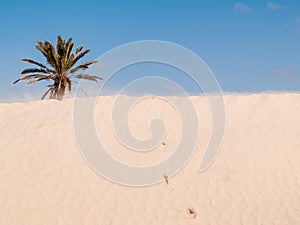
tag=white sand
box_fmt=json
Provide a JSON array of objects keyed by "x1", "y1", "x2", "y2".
[{"x1": 0, "y1": 93, "x2": 300, "y2": 225}]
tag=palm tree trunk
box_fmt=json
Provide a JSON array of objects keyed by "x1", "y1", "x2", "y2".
[
  {"x1": 57, "y1": 86, "x2": 65, "y2": 100},
  {"x1": 53, "y1": 78, "x2": 65, "y2": 101}
]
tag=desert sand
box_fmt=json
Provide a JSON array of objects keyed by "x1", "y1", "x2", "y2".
[{"x1": 0, "y1": 93, "x2": 300, "y2": 225}]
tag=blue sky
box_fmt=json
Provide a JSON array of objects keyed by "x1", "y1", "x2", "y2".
[{"x1": 0, "y1": 0, "x2": 300, "y2": 101}]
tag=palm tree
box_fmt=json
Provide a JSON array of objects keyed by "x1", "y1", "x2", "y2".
[{"x1": 13, "y1": 35, "x2": 102, "y2": 100}]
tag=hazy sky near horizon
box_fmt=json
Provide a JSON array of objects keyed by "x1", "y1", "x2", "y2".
[{"x1": 0, "y1": 0, "x2": 300, "y2": 101}]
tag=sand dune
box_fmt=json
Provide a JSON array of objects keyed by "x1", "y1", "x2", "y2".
[{"x1": 0, "y1": 93, "x2": 300, "y2": 225}]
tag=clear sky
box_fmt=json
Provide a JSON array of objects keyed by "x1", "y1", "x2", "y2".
[{"x1": 0, "y1": 0, "x2": 300, "y2": 101}]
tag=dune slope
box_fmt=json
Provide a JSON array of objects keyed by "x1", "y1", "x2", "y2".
[{"x1": 0, "y1": 93, "x2": 300, "y2": 225}]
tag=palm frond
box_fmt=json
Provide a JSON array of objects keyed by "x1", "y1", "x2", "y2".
[
  {"x1": 21, "y1": 59, "x2": 55, "y2": 73},
  {"x1": 13, "y1": 75, "x2": 34, "y2": 84},
  {"x1": 21, "y1": 68, "x2": 47, "y2": 74},
  {"x1": 69, "y1": 60, "x2": 97, "y2": 73},
  {"x1": 36, "y1": 41, "x2": 59, "y2": 70},
  {"x1": 65, "y1": 41, "x2": 74, "y2": 62},
  {"x1": 65, "y1": 53, "x2": 75, "y2": 70},
  {"x1": 13, "y1": 74, "x2": 53, "y2": 85},
  {"x1": 56, "y1": 35, "x2": 65, "y2": 57},
  {"x1": 74, "y1": 74, "x2": 103, "y2": 83},
  {"x1": 70, "y1": 49, "x2": 90, "y2": 68},
  {"x1": 69, "y1": 65, "x2": 88, "y2": 73},
  {"x1": 35, "y1": 41, "x2": 55, "y2": 69},
  {"x1": 26, "y1": 80, "x2": 37, "y2": 86},
  {"x1": 75, "y1": 46, "x2": 83, "y2": 54},
  {"x1": 21, "y1": 58, "x2": 47, "y2": 69},
  {"x1": 36, "y1": 77, "x2": 52, "y2": 82},
  {"x1": 45, "y1": 41, "x2": 59, "y2": 70},
  {"x1": 41, "y1": 86, "x2": 54, "y2": 100}
]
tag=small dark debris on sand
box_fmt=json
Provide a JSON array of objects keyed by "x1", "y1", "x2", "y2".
[
  {"x1": 186, "y1": 207, "x2": 197, "y2": 219},
  {"x1": 164, "y1": 174, "x2": 169, "y2": 185}
]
